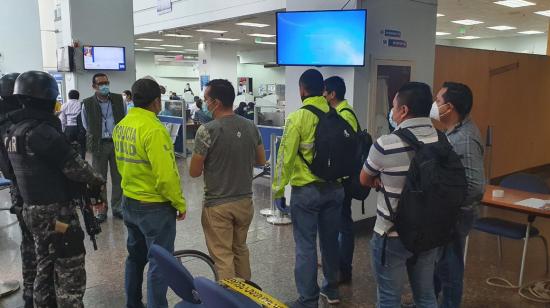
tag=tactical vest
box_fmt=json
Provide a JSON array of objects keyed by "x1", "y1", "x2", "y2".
[{"x1": 6, "y1": 120, "x2": 71, "y2": 204}]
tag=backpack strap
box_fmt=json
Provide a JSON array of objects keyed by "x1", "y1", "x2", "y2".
[
  {"x1": 297, "y1": 105, "x2": 326, "y2": 168},
  {"x1": 393, "y1": 128, "x2": 423, "y2": 150},
  {"x1": 301, "y1": 104, "x2": 326, "y2": 119},
  {"x1": 340, "y1": 108, "x2": 362, "y2": 131}
]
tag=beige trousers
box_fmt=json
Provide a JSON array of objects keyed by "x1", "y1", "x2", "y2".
[{"x1": 201, "y1": 198, "x2": 254, "y2": 280}]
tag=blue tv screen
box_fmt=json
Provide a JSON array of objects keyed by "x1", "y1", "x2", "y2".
[{"x1": 276, "y1": 10, "x2": 367, "y2": 67}]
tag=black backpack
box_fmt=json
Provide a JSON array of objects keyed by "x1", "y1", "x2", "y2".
[
  {"x1": 383, "y1": 128, "x2": 467, "y2": 254},
  {"x1": 340, "y1": 108, "x2": 373, "y2": 204},
  {"x1": 299, "y1": 105, "x2": 357, "y2": 181}
]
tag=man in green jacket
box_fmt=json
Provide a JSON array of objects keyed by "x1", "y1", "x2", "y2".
[
  {"x1": 273, "y1": 69, "x2": 344, "y2": 307},
  {"x1": 113, "y1": 78, "x2": 186, "y2": 308},
  {"x1": 323, "y1": 76, "x2": 359, "y2": 285},
  {"x1": 82, "y1": 73, "x2": 126, "y2": 221}
]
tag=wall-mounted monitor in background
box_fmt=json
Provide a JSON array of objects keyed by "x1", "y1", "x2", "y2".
[
  {"x1": 83, "y1": 46, "x2": 126, "y2": 71},
  {"x1": 56, "y1": 46, "x2": 74, "y2": 72},
  {"x1": 276, "y1": 10, "x2": 367, "y2": 67}
]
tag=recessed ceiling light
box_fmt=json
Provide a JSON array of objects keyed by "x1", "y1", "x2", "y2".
[
  {"x1": 164, "y1": 34, "x2": 193, "y2": 38},
  {"x1": 143, "y1": 46, "x2": 165, "y2": 49},
  {"x1": 436, "y1": 32, "x2": 451, "y2": 36},
  {"x1": 518, "y1": 30, "x2": 544, "y2": 34},
  {"x1": 437, "y1": 13, "x2": 445, "y2": 17},
  {"x1": 255, "y1": 41, "x2": 276, "y2": 45},
  {"x1": 236, "y1": 22, "x2": 269, "y2": 28},
  {"x1": 196, "y1": 29, "x2": 227, "y2": 34},
  {"x1": 213, "y1": 38, "x2": 240, "y2": 41},
  {"x1": 248, "y1": 33, "x2": 276, "y2": 38},
  {"x1": 134, "y1": 43, "x2": 139, "y2": 45},
  {"x1": 160, "y1": 44, "x2": 183, "y2": 48},
  {"x1": 184, "y1": 49, "x2": 198, "y2": 52},
  {"x1": 456, "y1": 36, "x2": 481, "y2": 40},
  {"x1": 135, "y1": 48, "x2": 151, "y2": 51},
  {"x1": 488, "y1": 25, "x2": 517, "y2": 30},
  {"x1": 535, "y1": 10, "x2": 550, "y2": 17},
  {"x1": 452, "y1": 19, "x2": 484, "y2": 25},
  {"x1": 494, "y1": 0, "x2": 536, "y2": 8},
  {"x1": 136, "y1": 38, "x2": 163, "y2": 42}
]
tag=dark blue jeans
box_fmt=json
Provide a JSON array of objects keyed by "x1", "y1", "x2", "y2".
[
  {"x1": 371, "y1": 233, "x2": 438, "y2": 308},
  {"x1": 338, "y1": 194, "x2": 354, "y2": 278},
  {"x1": 434, "y1": 206, "x2": 477, "y2": 308},
  {"x1": 290, "y1": 183, "x2": 344, "y2": 308},
  {"x1": 122, "y1": 196, "x2": 177, "y2": 308}
]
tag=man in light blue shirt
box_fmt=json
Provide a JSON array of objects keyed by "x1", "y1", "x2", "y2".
[{"x1": 81, "y1": 73, "x2": 127, "y2": 222}]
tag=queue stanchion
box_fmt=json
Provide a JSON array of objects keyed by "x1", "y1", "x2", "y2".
[
  {"x1": 267, "y1": 135, "x2": 291, "y2": 225},
  {"x1": 259, "y1": 133, "x2": 277, "y2": 217}
]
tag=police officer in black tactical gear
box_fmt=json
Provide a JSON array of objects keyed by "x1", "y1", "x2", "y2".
[
  {"x1": 5, "y1": 71, "x2": 105, "y2": 308},
  {"x1": 0, "y1": 72, "x2": 41, "y2": 308}
]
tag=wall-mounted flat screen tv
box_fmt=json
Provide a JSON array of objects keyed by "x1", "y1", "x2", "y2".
[{"x1": 277, "y1": 10, "x2": 367, "y2": 67}]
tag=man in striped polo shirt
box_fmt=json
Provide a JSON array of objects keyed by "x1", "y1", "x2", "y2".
[{"x1": 360, "y1": 82, "x2": 439, "y2": 308}]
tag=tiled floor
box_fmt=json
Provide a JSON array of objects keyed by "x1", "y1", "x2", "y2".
[{"x1": 1, "y1": 159, "x2": 550, "y2": 307}]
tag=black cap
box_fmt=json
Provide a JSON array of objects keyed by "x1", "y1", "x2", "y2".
[
  {"x1": 0, "y1": 73, "x2": 20, "y2": 98},
  {"x1": 14, "y1": 71, "x2": 59, "y2": 102}
]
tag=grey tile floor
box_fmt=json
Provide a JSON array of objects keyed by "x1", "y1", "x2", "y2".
[{"x1": 1, "y1": 158, "x2": 550, "y2": 307}]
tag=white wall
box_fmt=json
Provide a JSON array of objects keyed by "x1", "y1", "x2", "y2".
[
  {"x1": 237, "y1": 63, "x2": 284, "y2": 96},
  {"x1": 133, "y1": 0, "x2": 284, "y2": 35},
  {"x1": 58, "y1": 0, "x2": 136, "y2": 98},
  {"x1": 135, "y1": 51, "x2": 200, "y2": 95},
  {"x1": 38, "y1": 0, "x2": 57, "y2": 72},
  {"x1": 437, "y1": 34, "x2": 547, "y2": 55},
  {"x1": 0, "y1": 0, "x2": 43, "y2": 74}
]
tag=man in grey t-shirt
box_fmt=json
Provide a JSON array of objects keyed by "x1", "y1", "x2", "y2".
[{"x1": 190, "y1": 79, "x2": 266, "y2": 280}]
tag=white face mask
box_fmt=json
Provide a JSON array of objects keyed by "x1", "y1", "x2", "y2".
[{"x1": 429, "y1": 102, "x2": 440, "y2": 121}]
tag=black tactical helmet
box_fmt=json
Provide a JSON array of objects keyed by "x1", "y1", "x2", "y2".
[
  {"x1": 0, "y1": 73, "x2": 20, "y2": 98},
  {"x1": 14, "y1": 71, "x2": 59, "y2": 102}
]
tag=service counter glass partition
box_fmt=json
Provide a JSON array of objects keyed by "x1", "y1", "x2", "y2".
[
  {"x1": 254, "y1": 105, "x2": 285, "y2": 127},
  {"x1": 158, "y1": 99, "x2": 188, "y2": 157}
]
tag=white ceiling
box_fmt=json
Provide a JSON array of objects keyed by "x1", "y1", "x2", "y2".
[
  {"x1": 134, "y1": 1, "x2": 550, "y2": 54},
  {"x1": 437, "y1": 0, "x2": 550, "y2": 39}
]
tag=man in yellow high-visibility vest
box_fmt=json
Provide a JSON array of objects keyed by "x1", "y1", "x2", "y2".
[{"x1": 113, "y1": 78, "x2": 186, "y2": 308}]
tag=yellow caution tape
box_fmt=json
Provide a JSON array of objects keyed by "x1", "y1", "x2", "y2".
[{"x1": 219, "y1": 278, "x2": 287, "y2": 308}]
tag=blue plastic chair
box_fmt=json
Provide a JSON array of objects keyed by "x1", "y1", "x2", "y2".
[
  {"x1": 474, "y1": 173, "x2": 549, "y2": 287},
  {"x1": 148, "y1": 244, "x2": 203, "y2": 307},
  {"x1": 194, "y1": 277, "x2": 260, "y2": 308}
]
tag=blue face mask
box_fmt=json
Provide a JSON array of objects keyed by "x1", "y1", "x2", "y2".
[
  {"x1": 388, "y1": 109, "x2": 398, "y2": 129},
  {"x1": 98, "y1": 85, "x2": 110, "y2": 96},
  {"x1": 202, "y1": 104, "x2": 212, "y2": 117}
]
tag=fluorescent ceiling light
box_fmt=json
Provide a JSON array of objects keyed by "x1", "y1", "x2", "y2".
[
  {"x1": 437, "y1": 13, "x2": 445, "y2": 17},
  {"x1": 236, "y1": 22, "x2": 269, "y2": 28},
  {"x1": 535, "y1": 10, "x2": 550, "y2": 17},
  {"x1": 436, "y1": 32, "x2": 451, "y2": 36},
  {"x1": 488, "y1": 25, "x2": 517, "y2": 30},
  {"x1": 213, "y1": 38, "x2": 240, "y2": 41},
  {"x1": 248, "y1": 33, "x2": 276, "y2": 38},
  {"x1": 164, "y1": 34, "x2": 193, "y2": 38},
  {"x1": 196, "y1": 29, "x2": 227, "y2": 34},
  {"x1": 166, "y1": 51, "x2": 186, "y2": 53},
  {"x1": 256, "y1": 41, "x2": 276, "y2": 45},
  {"x1": 452, "y1": 19, "x2": 484, "y2": 25},
  {"x1": 184, "y1": 49, "x2": 198, "y2": 52},
  {"x1": 518, "y1": 30, "x2": 544, "y2": 34},
  {"x1": 134, "y1": 49, "x2": 151, "y2": 51},
  {"x1": 160, "y1": 44, "x2": 183, "y2": 48},
  {"x1": 456, "y1": 36, "x2": 480, "y2": 39},
  {"x1": 143, "y1": 46, "x2": 165, "y2": 49},
  {"x1": 136, "y1": 38, "x2": 163, "y2": 42},
  {"x1": 494, "y1": 0, "x2": 536, "y2": 8}
]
